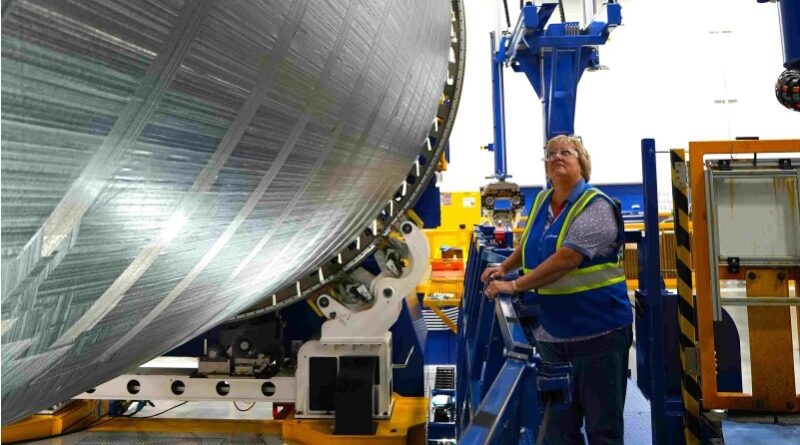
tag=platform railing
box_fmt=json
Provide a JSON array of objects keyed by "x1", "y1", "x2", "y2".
[{"x1": 455, "y1": 229, "x2": 571, "y2": 444}]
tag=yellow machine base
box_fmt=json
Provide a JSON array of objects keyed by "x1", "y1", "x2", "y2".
[
  {"x1": 3, "y1": 396, "x2": 427, "y2": 445},
  {"x1": 1, "y1": 400, "x2": 107, "y2": 443}
]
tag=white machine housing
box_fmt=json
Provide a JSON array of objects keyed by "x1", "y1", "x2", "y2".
[{"x1": 294, "y1": 220, "x2": 430, "y2": 418}]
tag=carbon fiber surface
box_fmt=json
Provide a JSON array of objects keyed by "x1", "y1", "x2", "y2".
[{"x1": 1, "y1": 0, "x2": 456, "y2": 424}]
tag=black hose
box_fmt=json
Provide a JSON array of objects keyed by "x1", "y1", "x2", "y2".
[
  {"x1": 127, "y1": 401, "x2": 188, "y2": 419},
  {"x1": 776, "y1": 69, "x2": 800, "y2": 111}
]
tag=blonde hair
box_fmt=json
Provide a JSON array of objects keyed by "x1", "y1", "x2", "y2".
[{"x1": 545, "y1": 134, "x2": 591, "y2": 182}]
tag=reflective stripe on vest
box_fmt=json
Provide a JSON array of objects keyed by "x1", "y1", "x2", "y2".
[
  {"x1": 538, "y1": 262, "x2": 626, "y2": 295},
  {"x1": 521, "y1": 188, "x2": 595, "y2": 274},
  {"x1": 521, "y1": 189, "x2": 552, "y2": 272},
  {"x1": 555, "y1": 189, "x2": 597, "y2": 249},
  {"x1": 522, "y1": 187, "x2": 625, "y2": 291}
]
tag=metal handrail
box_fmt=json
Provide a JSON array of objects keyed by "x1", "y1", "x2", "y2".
[{"x1": 455, "y1": 232, "x2": 570, "y2": 445}]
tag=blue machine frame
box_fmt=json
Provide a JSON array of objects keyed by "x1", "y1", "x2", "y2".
[
  {"x1": 759, "y1": 0, "x2": 800, "y2": 69},
  {"x1": 487, "y1": 31, "x2": 510, "y2": 181},
  {"x1": 494, "y1": 0, "x2": 621, "y2": 143},
  {"x1": 453, "y1": 3, "x2": 623, "y2": 443},
  {"x1": 455, "y1": 227, "x2": 571, "y2": 444},
  {"x1": 633, "y1": 140, "x2": 745, "y2": 445},
  {"x1": 633, "y1": 140, "x2": 685, "y2": 444}
]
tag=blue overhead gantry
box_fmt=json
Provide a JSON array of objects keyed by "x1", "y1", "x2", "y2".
[
  {"x1": 485, "y1": 0, "x2": 621, "y2": 172},
  {"x1": 480, "y1": 1, "x2": 620, "y2": 227},
  {"x1": 456, "y1": 1, "x2": 623, "y2": 444}
]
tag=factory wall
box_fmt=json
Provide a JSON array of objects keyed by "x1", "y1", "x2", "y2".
[{"x1": 441, "y1": 0, "x2": 799, "y2": 210}]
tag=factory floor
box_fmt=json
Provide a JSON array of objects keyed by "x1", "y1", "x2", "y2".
[
  {"x1": 21, "y1": 382, "x2": 800, "y2": 444},
  {"x1": 22, "y1": 388, "x2": 798, "y2": 445},
  {"x1": 19, "y1": 381, "x2": 651, "y2": 445},
  {"x1": 625, "y1": 324, "x2": 800, "y2": 445},
  {"x1": 22, "y1": 283, "x2": 800, "y2": 444},
  {"x1": 625, "y1": 282, "x2": 800, "y2": 444}
]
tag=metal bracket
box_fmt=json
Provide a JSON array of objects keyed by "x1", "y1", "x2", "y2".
[
  {"x1": 320, "y1": 219, "x2": 431, "y2": 341},
  {"x1": 684, "y1": 346, "x2": 700, "y2": 377},
  {"x1": 74, "y1": 374, "x2": 296, "y2": 402},
  {"x1": 504, "y1": 350, "x2": 528, "y2": 361},
  {"x1": 778, "y1": 158, "x2": 793, "y2": 170},
  {"x1": 716, "y1": 159, "x2": 732, "y2": 171},
  {"x1": 392, "y1": 345, "x2": 415, "y2": 369},
  {"x1": 726, "y1": 257, "x2": 740, "y2": 274}
]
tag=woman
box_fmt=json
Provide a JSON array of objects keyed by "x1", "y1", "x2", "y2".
[{"x1": 482, "y1": 134, "x2": 632, "y2": 445}]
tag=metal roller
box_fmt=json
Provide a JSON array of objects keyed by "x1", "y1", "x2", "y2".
[{"x1": 0, "y1": 0, "x2": 465, "y2": 424}]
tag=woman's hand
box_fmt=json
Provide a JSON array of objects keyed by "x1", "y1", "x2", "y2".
[
  {"x1": 480, "y1": 265, "x2": 507, "y2": 283},
  {"x1": 484, "y1": 279, "x2": 515, "y2": 300}
]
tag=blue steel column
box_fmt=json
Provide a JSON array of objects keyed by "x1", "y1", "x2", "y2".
[
  {"x1": 503, "y1": 1, "x2": 620, "y2": 141},
  {"x1": 777, "y1": 0, "x2": 800, "y2": 69},
  {"x1": 641, "y1": 139, "x2": 667, "y2": 444},
  {"x1": 543, "y1": 48, "x2": 581, "y2": 138},
  {"x1": 490, "y1": 32, "x2": 509, "y2": 180}
]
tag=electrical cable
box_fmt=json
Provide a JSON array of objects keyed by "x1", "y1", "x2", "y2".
[
  {"x1": 127, "y1": 401, "x2": 188, "y2": 419},
  {"x1": 233, "y1": 401, "x2": 256, "y2": 412},
  {"x1": 557, "y1": 0, "x2": 566, "y2": 23},
  {"x1": 502, "y1": 0, "x2": 512, "y2": 29},
  {"x1": 776, "y1": 69, "x2": 800, "y2": 111}
]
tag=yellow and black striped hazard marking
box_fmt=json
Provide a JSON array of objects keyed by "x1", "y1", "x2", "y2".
[{"x1": 671, "y1": 149, "x2": 701, "y2": 445}]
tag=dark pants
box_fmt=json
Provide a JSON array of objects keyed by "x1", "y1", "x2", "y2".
[{"x1": 535, "y1": 325, "x2": 633, "y2": 445}]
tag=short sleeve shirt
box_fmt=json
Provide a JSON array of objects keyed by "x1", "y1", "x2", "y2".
[{"x1": 559, "y1": 198, "x2": 619, "y2": 260}]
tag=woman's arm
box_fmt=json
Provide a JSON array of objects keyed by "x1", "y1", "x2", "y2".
[
  {"x1": 514, "y1": 246, "x2": 583, "y2": 291},
  {"x1": 500, "y1": 247, "x2": 523, "y2": 272},
  {"x1": 480, "y1": 245, "x2": 522, "y2": 282},
  {"x1": 483, "y1": 246, "x2": 583, "y2": 299}
]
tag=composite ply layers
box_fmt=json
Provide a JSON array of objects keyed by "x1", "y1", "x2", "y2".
[{"x1": 1, "y1": 0, "x2": 453, "y2": 424}]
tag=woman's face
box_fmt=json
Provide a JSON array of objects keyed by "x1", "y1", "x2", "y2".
[{"x1": 545, "y1": 141, "x2": 582, "y2": 184}]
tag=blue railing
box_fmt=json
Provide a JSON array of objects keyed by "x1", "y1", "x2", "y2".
[{"x1": 455, "y1": 228, "x2": 571, "y2": 445}]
